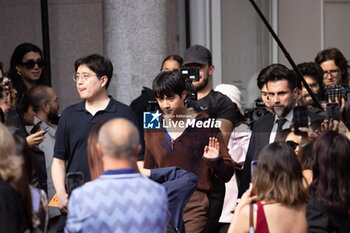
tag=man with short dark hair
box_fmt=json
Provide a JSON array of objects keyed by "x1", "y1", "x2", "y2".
[
  {"x1": 65, "y1": 118, "x2": 169, "y2": 233},
  {"x1": 30, "y1": 85, "x2": 59, "y2": 125},
  {"x1": 267, "y1": 66, "x2": 300, "y2": 129},
  {"x1": 51, "y1": 54, "x2": 138, "y2": 232},
  {"x1": 29, "y1": 85, "x2": 60, "y2": 233},
  {"x1": 144, "y1": 69, "x2": 234, "y2": 233},
  {"x1": 238, "y1": 65, "x2": 301, "y2": 197},
  {"x1": 296, "y1": 62, "x2": 324, "y2": 106},
  {"x1": 256, "y1": 63, "x2": 289, "y2": 112}
]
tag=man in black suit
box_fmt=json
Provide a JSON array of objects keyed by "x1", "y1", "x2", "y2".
[{"x1": 238, "y1": 65, "x2": 301, "y2": 196}]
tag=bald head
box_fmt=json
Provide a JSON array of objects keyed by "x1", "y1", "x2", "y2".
[{"x1": 97, "y1": 118, "x2": 140, "y2": 161}]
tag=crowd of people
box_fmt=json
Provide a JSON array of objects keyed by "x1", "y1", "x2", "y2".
[{"x1": 0, "y1": 42, "x2": 349, "y2": 233}]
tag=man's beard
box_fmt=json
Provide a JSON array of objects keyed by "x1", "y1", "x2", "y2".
[
  {"x1": 193, "y1": 74, "x2": 209, "y2": 91},
  {"x1": 48, "y1": 110, "x2": 59, "y2": 125},
  {"x1": 301, "y1": 92, "x2": 321, "y2": 107},
  {"x1": 272, "y1": 99, "x2": 294, "y2": 118},
  {"x1": 300, "y1": 94, "x2": 313, "y2": 105}
]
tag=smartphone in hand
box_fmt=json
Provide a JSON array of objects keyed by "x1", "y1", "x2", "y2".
[
  {"x1": 326, "y1": 102, "x2": 340, "y2": 121},
  {"x1": 66, "y1": 172, "x2": 84, "y2": 196},
  {"x1": 251, "y1": 160, "x2": 258, "y2": 183},
  {"x1": 292, "y1": 106, "x2": 309, "y2": 136},
  {"x1": 30, "y1": 121, "x2": 42, "y2": 134}
]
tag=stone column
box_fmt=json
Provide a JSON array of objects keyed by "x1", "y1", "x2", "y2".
[{"x1": 103, "y1": 0, "x2": 179, "y2": 105}]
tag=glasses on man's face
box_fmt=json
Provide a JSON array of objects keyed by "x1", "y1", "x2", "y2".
[
  {"x1": 323, "y1": 69, "x2": 340, "y2": 77},
  {"x1": 20, "y1": 59, "x2": 44, "y2": 69},
  {"x1": 73, "y1": 73, "x2": 98, "y2": 82}
]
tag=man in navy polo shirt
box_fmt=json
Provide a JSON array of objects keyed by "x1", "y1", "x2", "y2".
[{"x1": 51, "y1": 54, "x2": 138, "y2": 232}]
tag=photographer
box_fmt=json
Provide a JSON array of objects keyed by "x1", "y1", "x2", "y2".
[
  {"x1": 183, "y1": 45, "x2": 236, "y2": 145},
  {"x1": 315, "y1": 48, "x2": 350, "y2": 129},
  {"x1": 182, "y1": 45, "x2": 237, "y2": 232}
]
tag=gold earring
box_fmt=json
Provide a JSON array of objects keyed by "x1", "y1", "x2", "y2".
[{"x1": 17, "y1": 70, "x2": 21, "y2": 76}]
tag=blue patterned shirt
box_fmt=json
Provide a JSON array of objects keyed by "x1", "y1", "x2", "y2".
[{"x1": 65, "y1": 168, "x2": 169, "y2": 233}]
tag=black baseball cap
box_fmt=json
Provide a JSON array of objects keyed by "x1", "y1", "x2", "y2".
[{"x1": 183, "y1": 44, "x2": 212, "y2": 66}]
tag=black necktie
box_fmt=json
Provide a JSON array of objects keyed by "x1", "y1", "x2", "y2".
[{"x1": 276, "y1": 118, "x2": 287, "y2": 133}]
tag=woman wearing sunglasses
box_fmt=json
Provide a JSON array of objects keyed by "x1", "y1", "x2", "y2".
[{"x1": 8, "y1": 43, "x2": 46, "y2": 104}]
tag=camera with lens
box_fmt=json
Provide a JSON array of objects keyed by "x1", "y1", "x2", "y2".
[
  {"x1": 147, "y1": 100, "x2": 160, "y2": 112},
  {"x1": 244, "y1": 98, "x2": 269, "y2": 128},
  {"x1": 181, "y1": 67, "x2": 200, "y2": 101},
  {"x1": 324, "y1": 84, "x2": 348, "y2": 102}
]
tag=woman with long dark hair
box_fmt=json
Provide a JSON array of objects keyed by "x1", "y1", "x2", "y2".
[
  {"x1": 6, "y1": 43, "x2": 46, "y2": 129},
  {"x1": 8, "y1": 43, "x2": 46, "y2": 104},
  {"x1": 307, "y1": 131, "x2": 350, "y2": 232}
]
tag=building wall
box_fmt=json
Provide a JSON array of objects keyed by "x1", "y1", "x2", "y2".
[
  {"x1": 221, "y1": 0, "x2": 270, "y2": 108},
  {"x1": 278, "y1": 0, "x2": 350, "y2": 65},
  {"x1": 0, "y1": 0, "x2": 104, "y2": 111},
  {"x1": 0, "y1": 0, "x2": 179, "y2": 111},
  {"x1": 277, "y1": 0, "x2": 322, "y2": 65},
  {"x1": 1, "y1": 0, "x2": 349, "y2": 111},
  {"x1": 323, "y1": 0, "x2": 350, "y2": 58},
  {"x1": 220, "y1": 0, "x2": 350, "y2": 108},
  {"x1": 103, "y1": 0, "x2": 179, "y2": 105}
]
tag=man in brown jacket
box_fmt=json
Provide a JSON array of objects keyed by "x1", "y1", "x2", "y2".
[{"x1": 143, "y1": 70, "x2": 235, "y2": 233}]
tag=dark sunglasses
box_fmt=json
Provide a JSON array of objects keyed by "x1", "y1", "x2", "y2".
[
  {"x1": 286, "y1": 140, "x2": 299, "y2": 150},
  {"x1": 20, "y1": 59, "x2": 44, "y2": 69}
]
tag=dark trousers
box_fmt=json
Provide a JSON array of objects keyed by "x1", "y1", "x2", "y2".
[
  {"x1": 218, "y1": 223, "x2": 230, "y2": 233},
  {"x1": 56, "y1": 213, "x2": 67, "y2": 233},
  {"x1": 47, "y1": 216, "x2": 60, "y2": 233},
  {"x1": 205, "y1": 177, "x2": 225, "y2": 233}
]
